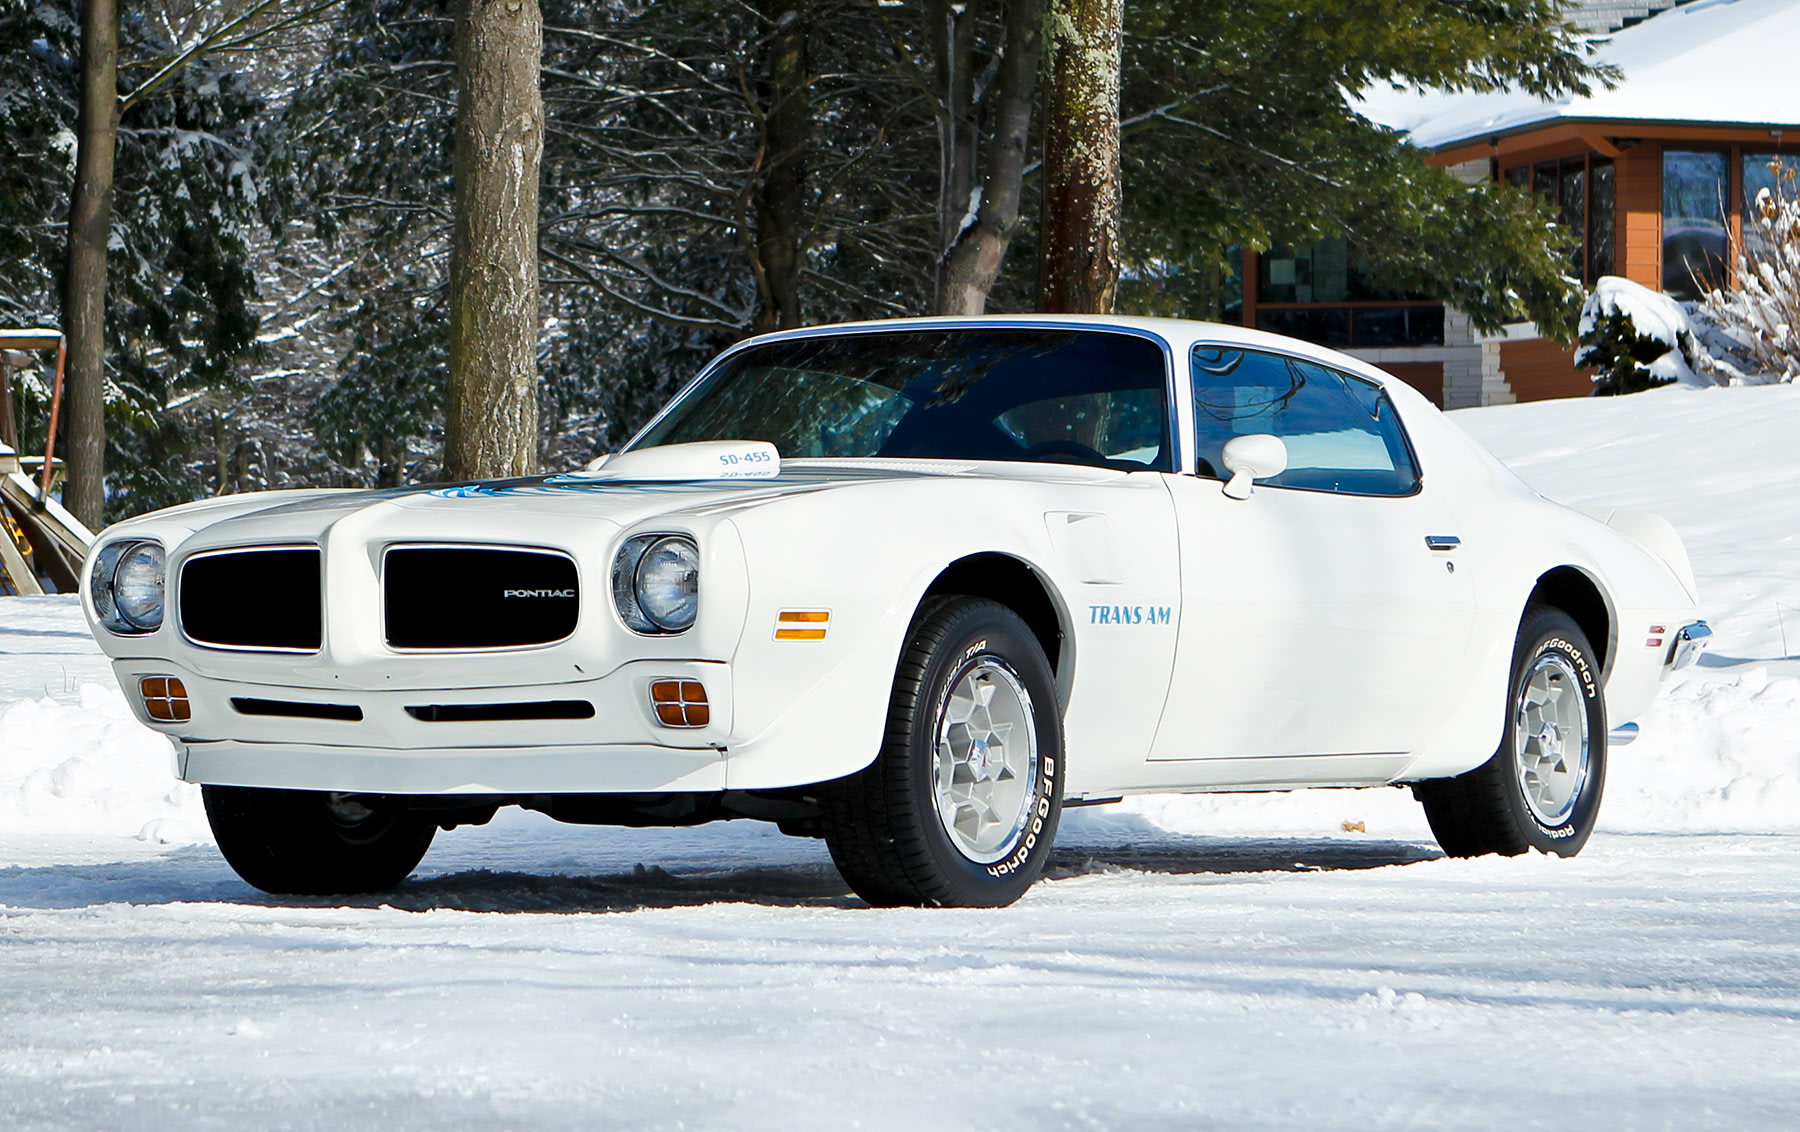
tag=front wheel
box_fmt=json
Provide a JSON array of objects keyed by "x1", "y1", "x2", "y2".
[
  {"x1": 1414, "y1": 607, "x2": 1607, "y2": 857},
  {"x1": 203, "y1": 786, "x2": 437, "y2": 895},
  {"x1": 819, "y1": 597, "x2": 1064, "y2": 907}
]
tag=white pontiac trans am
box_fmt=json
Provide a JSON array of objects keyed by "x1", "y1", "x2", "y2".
[{"x1": 83, "y1": 316, "x2": 1709, "y2": 906}]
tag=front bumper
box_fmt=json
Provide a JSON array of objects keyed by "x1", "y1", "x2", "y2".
[
  {"x1": 177, "y1": 738, "x2": 726, "y2": 794},
  {"x1": 113, "y1": 657, "x2": 733, "y2": 795}
]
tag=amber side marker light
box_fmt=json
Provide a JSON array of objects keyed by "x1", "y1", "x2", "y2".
[
  {"x1": 649, "y1": 679, "x2": 709, "y2": 727},
  {"x1": 140, "y1": 676, "x2": 191, "y2": 722},
  {"x1": 775, "y1": 609, "x2": 829, "y2": 641}
]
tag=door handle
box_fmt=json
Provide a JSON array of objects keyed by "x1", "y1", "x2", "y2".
[{"x1": 1424, "y1": 535, "x2": 1461, "y2": 551}]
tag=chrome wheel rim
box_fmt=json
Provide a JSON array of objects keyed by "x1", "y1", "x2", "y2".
[
  {"x1": 324, "y1": 792, "x2": 398, "y2": 845},
  {"x1": 326, "y1": 793, "x2": 378, "y2": 826},
  {"x1": 1512, "y1": 653, "x2": 1591, "y2": 827},
  {"x1": 933, "y1": 658, "x2": 1039, "y2": 865}
]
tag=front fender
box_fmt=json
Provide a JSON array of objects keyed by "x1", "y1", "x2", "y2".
[
  {"x1": 718, "y1": 493, "x2": 1070, "y2": 790},
  {"x1": 713, "y1": 473, "x2": 1178, "y2": 792}
]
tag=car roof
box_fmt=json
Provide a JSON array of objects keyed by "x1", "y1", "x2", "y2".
[{"x1": 732, "y1": 314, "x2": 1407, "y2": 396}]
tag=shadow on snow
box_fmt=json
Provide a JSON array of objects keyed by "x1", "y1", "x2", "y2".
[{"x1": 0, "y1": 835, "x2": 1443, "y2": 914}]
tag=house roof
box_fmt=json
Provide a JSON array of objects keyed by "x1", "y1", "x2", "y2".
[{"x1": 1358, "y1": 0, "x2": 1800, "y2": 151}]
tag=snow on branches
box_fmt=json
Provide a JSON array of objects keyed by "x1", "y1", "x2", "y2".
[{"x1": 1696, "y1": 159, "x2": 1800, "y2": 385}]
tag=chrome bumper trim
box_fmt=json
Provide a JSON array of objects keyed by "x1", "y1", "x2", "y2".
[
  {"x1": 1607, "y1": 721, "x2": 1639, "y2": 748},
  {"x1": 1666, "y1": 621, "x2": 1712, "y2": 671}
]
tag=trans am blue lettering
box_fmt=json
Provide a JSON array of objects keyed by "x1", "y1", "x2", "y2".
[{"x1": 1088, "y1": 603, "x2": 1174, "y2": 626}]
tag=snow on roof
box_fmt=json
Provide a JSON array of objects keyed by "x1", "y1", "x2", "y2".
[{"x1": 1358, "y1": 0, "x2": 1800, "y2": 151}]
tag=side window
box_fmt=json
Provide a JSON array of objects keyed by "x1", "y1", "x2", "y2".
[
  {"x1": 993, "y1": 389, "x2": 1167, "y2": 469},
  {"x1": 1190, "y1": 346, "x2": 1420, "y2": 496}
]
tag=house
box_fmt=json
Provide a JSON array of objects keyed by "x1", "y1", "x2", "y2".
[{"x1": 1245, "y1": 0, "x2": 1800, "y2": 407}]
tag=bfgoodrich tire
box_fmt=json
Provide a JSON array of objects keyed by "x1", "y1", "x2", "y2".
[
  {"x1": 1414, "y1": 607, "x2": 1607, "y2": 857},
  {"x1": 203, "y1": 786, "x2": 437, "y2": 895},
  {"x1": 819, "y1": 597, "x2": 1064, "y2": 908}
]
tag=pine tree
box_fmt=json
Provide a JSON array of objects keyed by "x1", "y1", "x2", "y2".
[
  {"x1": 1117, "y1": 0, "x2": 1612, "y2": 335},
  {"x1": 1, "y1": 0, "x2": 275, "y2": 518}
]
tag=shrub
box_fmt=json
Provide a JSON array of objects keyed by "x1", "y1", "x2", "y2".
[
  {"x1": 1576, "y1": 276, "x2": 1700, "y2": 395},
  {"x1": 1696, "y1": 160, "x2": 1800, "y2": 383},
  {"x1": 1580, "y1": 306, "x2": 1680, "y2": 395}
]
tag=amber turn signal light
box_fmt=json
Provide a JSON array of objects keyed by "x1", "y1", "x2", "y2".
[
  {"x1": 775, "y1": 609, "x2": 829, "y2": 641},
  {"x1": 649, "y1": 679, "x2": 709, "y2": 727},
  {"x1": 140, "y1": 676, "x2": 191, "y2": 723}
]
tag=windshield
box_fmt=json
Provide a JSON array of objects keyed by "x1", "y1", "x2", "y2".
[{"x1": 632, "y1": 328, "x2": 1173, "y2": 471}]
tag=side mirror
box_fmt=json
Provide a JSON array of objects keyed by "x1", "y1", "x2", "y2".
[{"x1": 1220, "y1": 434, "x2": 1288, "y2": 499}]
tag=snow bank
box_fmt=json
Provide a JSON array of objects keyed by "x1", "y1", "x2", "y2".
[
  {"x1": 0, "y1": 598, "x2": 205, "y2": 844},
  {"x1": 1606, "y1": 665, "x2": 1800, "y2": 833},
  {"x1": 0, "y1": 683, "x2": 203, "y2": 843}
]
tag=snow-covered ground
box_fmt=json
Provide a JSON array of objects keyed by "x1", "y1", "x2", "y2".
[{"x1": 3, "y1": 382, "x2": 1799, "y2": 1129}]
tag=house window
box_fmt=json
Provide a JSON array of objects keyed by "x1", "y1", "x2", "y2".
[
  {"x1": 1742, "y1": 153, "x2": 1800, "y2": 262},
  {"x1": 1503, "y1": 154, "x2": 1613, "y2": 284},
  {"x1": 1252, "y1": 237, "x2": 1443, "y2": 348},
  {"x1": 1589, "y1": 160, "x2": 1615, "y2": 282},
  {"x1": 1663, "y1": 150, "x2": 1729, "y2": 299}
]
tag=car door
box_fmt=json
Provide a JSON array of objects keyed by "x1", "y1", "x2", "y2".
[{"x1": 1149, "y1": 345, "x2": 1475, "y2": 773}]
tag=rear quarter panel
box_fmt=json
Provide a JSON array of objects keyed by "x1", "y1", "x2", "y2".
[{"x1": 1382, "y1": 390, "x2": 1700, "y2": 778}]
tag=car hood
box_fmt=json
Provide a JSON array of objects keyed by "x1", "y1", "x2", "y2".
[{"x1": 102, "y1": 460, "x2": 1131, "y2": 554}]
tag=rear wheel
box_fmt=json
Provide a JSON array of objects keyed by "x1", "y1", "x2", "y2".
[
  {"x1": 1414, "y1": 607, "x2": 1606, "y2": 857},
  {"x1": 819, "y1": 597, "x2": 1064, "y2": 907},
  {"x1": 203, "y1": 786, "x2": 436, "y2": 895}
]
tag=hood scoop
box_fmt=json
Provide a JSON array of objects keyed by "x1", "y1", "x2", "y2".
[{"x1": 573, "y1": 441, "x2": 781, "y2": 482}]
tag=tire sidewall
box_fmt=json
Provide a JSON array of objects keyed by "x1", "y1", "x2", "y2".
[
  {"x1": 903, "y1": 604, "x2": 1063, "y2": 906},
  {"x1": 1504, "y1": 613, "x2": 1607, "y2": 855}
]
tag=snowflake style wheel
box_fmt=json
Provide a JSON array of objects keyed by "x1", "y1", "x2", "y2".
[
  {"x1": 204, "y1": 786, "x2": 437, "y2": 896},
  {"x1": 820, "y1": 597, "x2": 1064, "y2": 907},
  {"x1": 1414, "y1": 608, "x2": 1607, "y2": 857}
]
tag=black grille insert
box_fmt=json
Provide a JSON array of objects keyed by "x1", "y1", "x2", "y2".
[
  {"x1": 232, "y1": 697, "x2": 363, "y2": 722},
  {"x1": 405, "y1": 701, "x2": 595, "y2": 722},
  {"x1": 385, "y1": 547, "x2": 579, "y2": 649},
  {"x1": 181, "y1": 548, "x2": 322, "y2": 651}
]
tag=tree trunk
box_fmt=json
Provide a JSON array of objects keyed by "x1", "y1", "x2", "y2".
[
  {"x1": 62, "y1": 0, "x2": 121, "y2": 528},
  {"x1": 446, "y1": 0, "x2": 544, "y2": 481},
  {"x1": 934, "y1": 0, "x2": 1046, "y2": 316},
  {"x1": 751, "y1": 4, "x2": 810, "y2": 335},
  {"x1": 1037, "y1": 0, "x2": 1122, "y2": 315},
  {"x1": 376, "y1": 434, "x2": 403, "y2": 489},
  {"x1": 929, "y1": 0, "x2": 978, "y2": 309}
]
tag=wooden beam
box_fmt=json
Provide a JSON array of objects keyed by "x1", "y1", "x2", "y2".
[
  {"x1": 0, "y1": 330, "x2": 63, "y2": 351},
  {"x1": 1577, "y1": 129, "x2": 1624, "y2": 159},
  {"x1": 0, "y1": 509, "x2": 44, "y2": 595},
  {"x1": 0, "y1": 356, "x2": 16, "y2": 452},
  {"x1": 0, "y1": 471, "x2": 95, "y2": 564}
]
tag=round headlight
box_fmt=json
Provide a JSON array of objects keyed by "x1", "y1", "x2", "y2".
[
  {"x1": 112, "y1": 542, "x2": 166, "y2": 631},
  {"x1": 634, "y1": 536, "x2": 699, "y2": 632}
]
